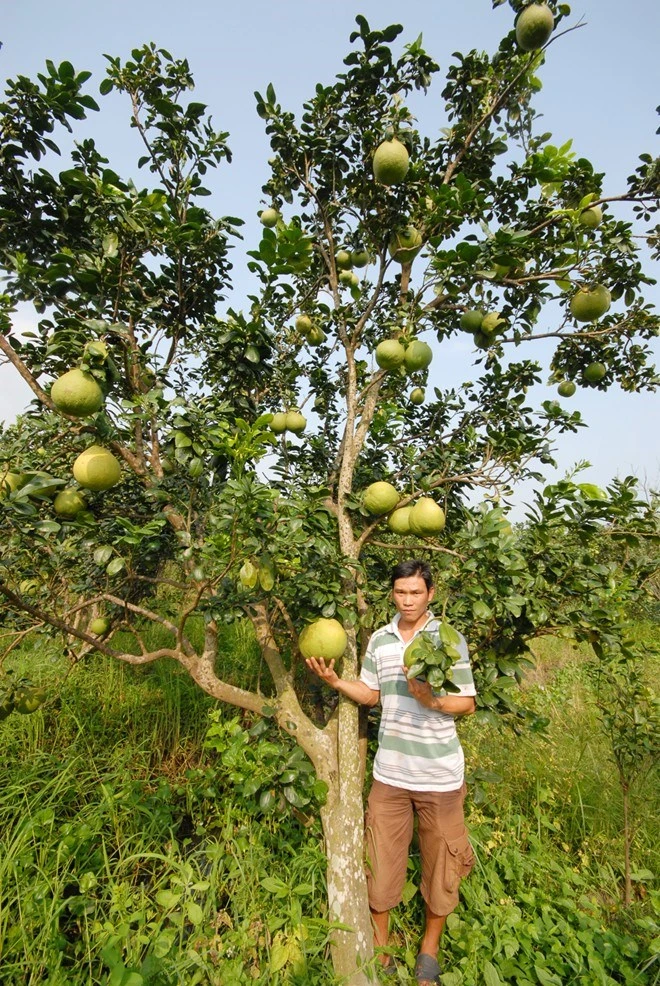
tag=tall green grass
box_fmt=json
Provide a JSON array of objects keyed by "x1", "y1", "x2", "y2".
[{"x1": 0, "y1": 627, "x2": 657, "y2": 984}]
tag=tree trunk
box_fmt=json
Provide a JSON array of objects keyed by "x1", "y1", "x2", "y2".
[
  {"x1": 318, "y1": 697, "x2": 375, "y2": 985},
  {"x1": 621, "y1": 775, "x2": 632, "y2": 908}
]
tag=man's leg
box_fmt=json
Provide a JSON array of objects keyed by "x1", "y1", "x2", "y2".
[
  {"x1": 419, "y1": 904, "x2": 446, "y2": 957},
  {"x1": 370, "y1": 908, "x2": 390, "y2": 967}
]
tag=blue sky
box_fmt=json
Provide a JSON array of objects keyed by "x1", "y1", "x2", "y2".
[{"x1": 1, "y1": 0, "x2": 659, "y2": 512}]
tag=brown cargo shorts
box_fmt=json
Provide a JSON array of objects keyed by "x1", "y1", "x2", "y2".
[{"x1": 364, "y1": 779, "x2": 475, "y2": 916}]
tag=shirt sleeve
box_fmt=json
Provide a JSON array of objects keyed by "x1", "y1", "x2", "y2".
[
  {"x1": 450, "y1": 631, "x2": 476, "y2": 697},
  {"x1": 359, "y1": 633, "x2": 380, "y2": 691}
]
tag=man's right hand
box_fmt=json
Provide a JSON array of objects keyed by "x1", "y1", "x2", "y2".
[{"x1": 305, "y1": 656, "x2": 340, "y2": 688}]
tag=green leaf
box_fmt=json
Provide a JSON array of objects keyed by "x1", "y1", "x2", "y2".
[
  {"x1": 93, "y1": 546, "x2": 113, "y2": 566},
  {"x1": 186, "y1": 900, "x2": 204, "y2": 925},
  {"x1": 156, "y1": 889, "x2": 182, "y2": 909},
  {"x1": 484, "y1": 960, "x2": 503, "y2": 986},
  {"x1": 106, "y1": 557, "x2": 125, "y2": 576}
]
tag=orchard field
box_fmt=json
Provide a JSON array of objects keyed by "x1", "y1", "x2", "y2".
[
  {"x1": 1, "y1": 0, "x2": 660, "y2": 982},
  {"x1": 0, "y1": 619, "x2": 658, "y2": 985}
]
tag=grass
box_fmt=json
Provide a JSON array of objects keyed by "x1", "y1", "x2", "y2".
[{"x1": 0, "y1": 627, "x2": 658, "y2": 984}]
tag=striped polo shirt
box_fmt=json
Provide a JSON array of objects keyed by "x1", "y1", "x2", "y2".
[{"x1": 360, "y1": 613, "x2": 476, "y2": 792}]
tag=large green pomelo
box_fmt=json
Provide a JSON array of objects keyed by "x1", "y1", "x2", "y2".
[
  {"x1": 364, "y1": 481, "x2": 400, "y2": 515},
  {"x1": 459, "y1": 310, "x2": 484, "y2": 333},
  {"x1": 336, "y1": 250, "x2": 353, "y2": 270},
  {"x1": 295, "y1": 314, "x2": 313, "y2": 336},
  {"x1": 259, "y1": 208, "x2": 280, "y2": 228},
  {"x1": 387, "y1": 506, "x2": 412, "y2": 533},
  {"x1": 480, "y1": 312, "x2": 506, "y2": 336},
  {"x1": 579, "y1": 204, "x2": 603, "y2": 228},
  {"x1": 583, "y1": 361, "x2": 607, "y2": 384},
  {"x1": 409, "y1": 388, "x2": 425, "y2": 405},
  {"x1": 388, "y1": 227, "x2": 423, "y2": 265},
  {"x1": 51, "y1": 368, "x2": 104, "y2": 417},
  {"x1": 557, "y1": 380, "x2": 576, "y2": 398},
  {"x1": 570, "y1": 284, "x2": 611, "y2": 322},
  {"x1": 299, "y1": 618, "x2": 348, "y2": 661},
  {"x1": 306, "y1": 325, "x2": 326, "y2": 346},
  {"x1": 409, "y1": 497, "x2": 446, "y2": 535},
  {"x1": 284, "y1": 411, "x2": 307, "y2": 434},
  {"x1": 89, "y1": 617, "x2": 110, "y2": 636},
  {"x1": 269, "y1": 412, "x2": 288, "y2": 434},
  {"x1": 73, "y1": 445, "x2": 122, "y2": 491},
  {"x1": 351, "y1": 249, "x2": 370, "y2": 268},
  {"x1": 54, "y1": 488, "x2": 86, "y2": 518},
  {"x1": 375, "y1": 339, "x2": 406, "y2": 370},
  {"x1": 373, "y1": 138, "x2": 410, "y2": 185},
  {"x1": 1, "y1": 471, "x2": 24, "y2": 494},
  {"x1": 403, "y1": 340, "x2": 433, "y2": 372},
  {"x1": 515, "y1": 3, "x2": 554, "y2": 51}
]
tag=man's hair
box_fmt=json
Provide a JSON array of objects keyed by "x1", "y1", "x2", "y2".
[{"x1": 391, "y1": 559, "x2": 434, "y2": 590}]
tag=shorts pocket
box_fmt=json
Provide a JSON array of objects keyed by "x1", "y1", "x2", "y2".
[{"x1": 443, "y1": 833, "x2": 475, "y2": 894}]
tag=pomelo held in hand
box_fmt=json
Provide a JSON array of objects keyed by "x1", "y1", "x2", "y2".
[
  {"x1": 73, "y1": 445, "x2": 122, "y2": 491},
  {"x1": 515, "y1": 3, "x2": 554, "y2": 51},
  {"x1": 299, "y1": 618, "x2": 348, "y2": 661},
  {"x1": 570, "y1": 284, "x2": 611, "y2": 323},
  {"x1": 363, "y1": 481, "x2": 400, "y2": 515},
  {"x1": 51, "y1": 368, "x2": 104, "y2": 417},
  {"x1": 373, "y1": 138, "x2": 410, "y2": 185},
  {"x1": 409, "y1": 497, "x2": 446, "y2": 535}
]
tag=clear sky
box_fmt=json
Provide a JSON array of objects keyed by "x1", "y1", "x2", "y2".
[{"x1": 1, "y1": 0, "x2": 659, "y2": 513}]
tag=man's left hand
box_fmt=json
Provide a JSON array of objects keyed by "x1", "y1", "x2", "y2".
[{"x1": 403, "y1": 668, "x2": 440, "y2": 710}]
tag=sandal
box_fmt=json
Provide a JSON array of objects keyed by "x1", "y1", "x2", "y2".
[{"x1": 414, "y1": 952, "x2": 441, "y2": 985}]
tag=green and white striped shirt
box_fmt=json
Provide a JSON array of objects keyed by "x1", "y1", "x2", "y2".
[{"x1": 360, "y1": 613, "x2": 476, "y2": 792}]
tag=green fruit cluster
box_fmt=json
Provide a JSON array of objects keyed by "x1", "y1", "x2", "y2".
[
  {"x1": 403, "y1": 624, "x2": 463, "y2": 692},
  {"x1": 269, "y1": 411, "x2": 307, "y2": 435}
]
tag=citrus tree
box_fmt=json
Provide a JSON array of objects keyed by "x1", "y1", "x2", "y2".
[{"x1": 1, "y1": 4, "x2": 659, "y2": 981}]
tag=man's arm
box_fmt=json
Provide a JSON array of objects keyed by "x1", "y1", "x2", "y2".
[{"x1": 305, "y1": 657, "x2": 380, "y2": 707}]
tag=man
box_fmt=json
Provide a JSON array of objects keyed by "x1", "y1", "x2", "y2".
[{"x1": 305, "y1": 559, "x2": 476, "y2": 985}]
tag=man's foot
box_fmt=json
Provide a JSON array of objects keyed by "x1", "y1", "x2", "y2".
[{"x1": 414, "y1": 952, "x2": 441, "y2": 985}]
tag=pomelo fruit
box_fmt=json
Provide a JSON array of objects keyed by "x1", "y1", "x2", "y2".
[
  {"x1": 335, "y1": 250, "x2": 352, "y2": 270},
  {"x1": 375, "y1": 339, "x2": 406, "y2": 370},
  {"x1": 351, "y1": 249, "x2": 370, "y2": 268},
  {"x1": 306, "y1": 325, "x2": 326, "y2": 346},
  {"x1": 339, "y1": 270, "x2": 360, "y2": 287},
  {"x1": 299, "y1": 618, "x2": 347, "y2": 661},
  {"x1": 403, "y1": 340, "x2": 433, "y2": 372},
  {"x1": 388, "y1": 227, "x2": 423, "y2": 265},
  {"x1": 515, "y1": 3, "x2": 554, "y2": 51},
  {"x1": 570, "y1": 285, "x2": 611, "y2": 322},
  {"x1": 557, "y1": 380, "x2": 576, "y2": 398},
  {"x1": 1, "y1": 471, "x2": 24, "y2": 494},
  {"x1": 473, "y1": 330, "x2": 492, "y2": 350},
  {"x1": 284, "y1": 411, "x2": 307, "y2": 434},
  {"x1": 409, "y1": 388, "x2": 425, "y2": 405},
  {"x1": 583, "y1": 361, "x2": 607, "y2": 384},
  {"x1": 269, "y1": 412, "x2": 288, "y2": 434},
  {"x1": 363, "y1": 481, "x2": 400, "y2": 515},
  {"x1": 51, "y1": 368, "x2": 104, "y2": 417},
  {"x1": 460, "y1": 310, "x2": 484, "y2": 333},
  {"x1": 295, "y1": 314, "x2": 313, "y2": 336},
  {"x1": 387, "y1": 506, "x2": 412, "y2": 534},
  {"x1": 54, "y1": 488, "x2": 86, "y2": 518},
  {"x1": 73, "y1": 445, "x2": 122, "y2": 491},
  {"x1": 480, "y1": 312, "x2": 506, "y2": 336},
  {"x1": 13, "y1": 686, "x2": 47, "y2": 714},
  {"x1": 89, "y1": 617, "x2": 110, "y2": 637},
  {"x1": 373, "y1": 138, "x2": 410, "y2": 185},
  {"x1": 409, "y1": 497, "x2": 446, "y2": 535},
  {"x1": 579, "y1": 204, "x2": 603, "y2": 228},
  {"x1": 259, "y1": 208, "x2": 279, "y2": 228}
]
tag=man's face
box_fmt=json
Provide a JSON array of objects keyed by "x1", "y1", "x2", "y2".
[{"x1": 391, "y1": 575, "x2": 434, "y2": 624}]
